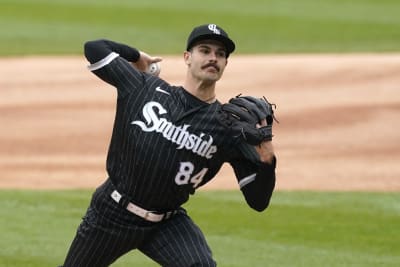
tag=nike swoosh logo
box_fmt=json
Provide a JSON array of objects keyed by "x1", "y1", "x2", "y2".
[{"x1": 155, "y1": 86, "x2": 170, "y2": 96}]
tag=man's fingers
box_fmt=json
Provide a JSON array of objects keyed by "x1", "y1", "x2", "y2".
[{"x1": 152, "y1": 57, "x2": 163, "y2": 63}]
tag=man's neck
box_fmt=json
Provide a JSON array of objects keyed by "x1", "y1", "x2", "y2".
[{"x1": 183, "y1": 77, "x2": 216, "y2": 103}]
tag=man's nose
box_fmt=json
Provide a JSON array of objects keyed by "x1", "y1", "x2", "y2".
[{"x1": 208, "y1": 52, "x2": 218, "y2": 61}]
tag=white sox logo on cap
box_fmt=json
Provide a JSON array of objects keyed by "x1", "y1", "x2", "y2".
[
  {"x1": 186, "y1": 23, "x2": 236, "y2": 55},
  {"x1": 208, "y1": 24, "x2": 221, "y2": 35}
]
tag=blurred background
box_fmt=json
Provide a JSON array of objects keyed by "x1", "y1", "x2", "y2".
[{"x1": 1, "y1": 0, "x2": 399, "y2": 190}]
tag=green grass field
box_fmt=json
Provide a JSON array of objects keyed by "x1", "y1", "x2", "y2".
[
  {"x1": 1, "y1": 190, "x2": 399, "y2": 266},
  {"x1": 1, "y1": 0, "x2": 400, "y2": 55}
]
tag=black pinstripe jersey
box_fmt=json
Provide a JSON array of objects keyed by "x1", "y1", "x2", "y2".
[{"x1": 89, "y1": 52, "x2": 263, "y2": 211}]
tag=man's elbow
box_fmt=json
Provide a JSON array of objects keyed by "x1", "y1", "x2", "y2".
[
  {"x1": 84, "y1": 40, "x2": 97, "y2": 53},
  {"x1": 246, "y1": 196, "x2": 271, "y2": 212},
  {"x1": 84, "y1": 39, "x2": 108, "y2": 63}
]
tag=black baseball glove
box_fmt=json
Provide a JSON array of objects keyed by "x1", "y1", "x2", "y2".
[{"x1": 218, "y1": 95, "x2": 277, "y2": 145}]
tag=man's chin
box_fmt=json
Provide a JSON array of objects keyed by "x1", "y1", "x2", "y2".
[{"x1": 203, "y1": 72, "x2": 221, "y2": 82}]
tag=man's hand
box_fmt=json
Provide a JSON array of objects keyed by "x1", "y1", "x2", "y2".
[
  {"x1": 132, "y1": 51, "x2": 162, "y2": 73},
  {"x1": 255, "y1": 119, "x2": 275, "y2": 164}
]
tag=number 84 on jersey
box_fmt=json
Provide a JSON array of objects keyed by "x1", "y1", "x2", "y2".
[{"x1": 175, "y1": 162, "x2": 208, "y2": 188}]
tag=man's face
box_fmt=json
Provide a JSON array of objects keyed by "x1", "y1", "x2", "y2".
[{"x1": 184, "y1": 40, "x2": 228, "y2": 83}]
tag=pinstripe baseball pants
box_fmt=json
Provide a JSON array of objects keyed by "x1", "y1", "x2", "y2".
[{"x1": 61, "y1": 182, "x2": 216, "y2": 266}]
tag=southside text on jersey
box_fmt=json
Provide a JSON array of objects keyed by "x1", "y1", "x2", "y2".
[{"x1": 131, "y1": 101, "x2": 217, "y2": 159}]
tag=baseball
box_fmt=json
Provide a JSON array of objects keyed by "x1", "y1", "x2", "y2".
[{"x1": 147, "y1": 62, "x2": 161, "y2": 76}]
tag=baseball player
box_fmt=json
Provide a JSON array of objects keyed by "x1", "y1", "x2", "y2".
[{"x1": 60, "y1": 23, "x2": 277, "y2": 267}]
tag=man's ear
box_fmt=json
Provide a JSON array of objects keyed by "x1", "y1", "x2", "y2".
[{"x1": 183, "y1": 51, "x2": 191, "y2": 65}]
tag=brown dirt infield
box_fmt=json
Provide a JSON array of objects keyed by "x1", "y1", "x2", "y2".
[{"x1": 1, "y1": 54, "x2": 399, "y2": 191}]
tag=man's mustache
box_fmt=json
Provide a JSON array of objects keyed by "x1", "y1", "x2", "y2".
[{"x1": 202, "y1": 63, "x2": 220, "y2": 72}]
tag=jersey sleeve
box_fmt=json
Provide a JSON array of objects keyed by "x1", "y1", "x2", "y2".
[
  {"x1": 84, "y1": 39, "x2": 146, "y2": 98},
  {"x1": 229, "y1": 143, "x2": 276, "y2": 211}
]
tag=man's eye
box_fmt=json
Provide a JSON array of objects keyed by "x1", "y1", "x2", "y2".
[{"x1": 217, "y1": 51, "x2": 226, "y2": 57}]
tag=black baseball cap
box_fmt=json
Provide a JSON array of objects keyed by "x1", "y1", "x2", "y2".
[{"x1": 186, "y1": 24, "x2": 236, "y2": 56}]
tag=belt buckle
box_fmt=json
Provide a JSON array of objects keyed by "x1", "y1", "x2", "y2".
[{"x1": 143, "y1": 211, "x2": 152, "y2": 220}]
